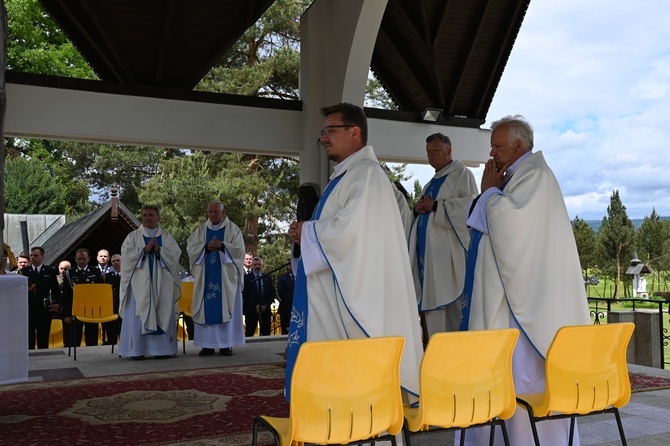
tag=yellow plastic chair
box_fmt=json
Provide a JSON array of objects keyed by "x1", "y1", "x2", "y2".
[
  {"x1": 252, "y1": 336, "x2": 406, "y2": 446},
  {"x1": 49, "y1": 319, "x2": 64, "y2": 348},
  {"x1": 68, "y1": 283, "x2": 118, "y2": 361},
  {"x1": 178, "y1": 281, "x2": 194, "y2": 354},
  {"x1": 516, "y1": 322, "x2": 635, "y2": 446},
  {"x1": 403, "y1": 329, "x2": 519, "y2": 446}
]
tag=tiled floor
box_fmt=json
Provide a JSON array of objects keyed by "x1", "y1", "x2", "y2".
[{"x1": 21, "y1": 336, "x2": 670, "y2": 445}]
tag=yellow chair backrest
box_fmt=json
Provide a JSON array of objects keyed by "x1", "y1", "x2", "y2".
[
  {"x1": 179, "y1": 281, "x2": 194, "y2": 317},
  {"x1": 411, "y1": 329, "x2": 519, "y2": 430},
  {"x1": 49, "y1": 319, "x2": 64, "y2": 348},
  {"x1": 72, "y1": 283, "x2": 116, "y2": 321},
  {"x1": 289, "y1": 336, "x2": 405, "y2": 445},
  {"x1": 541, "y1": 322, "x2": 634, "y2": 416}
]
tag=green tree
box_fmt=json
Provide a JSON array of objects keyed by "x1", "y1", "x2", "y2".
[
  {"x1": 572, "y1": 216, "x2": 599, "y2": 283},
  {"x1": 5, "y1": 0, "x2": 95, "y2": 78},
  {"x1": 4, "y1": 156, "x2": 67, "y2": 214},
  {"x1": 365, "y1": 75, "x2": 399, "y2": 110},
  {"x1": 139, "y1": 152, "x2": 299, "y2": 269},
  {"x1": 195, "y1": 0, "x2": 308, "y2": 99},
  {"x1": 598, "y1": 190, "x2": 636, "y2": 298},
  {"x1": 50, "y1": 140, "x2": 180, "y2": 214},
  {"x1": 636, "y1": 208, "x2": 670, "y2": 293}
]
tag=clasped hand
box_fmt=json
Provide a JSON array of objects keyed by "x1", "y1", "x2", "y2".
[
  {"x1": 481, "y1": 158, "x2": 510, "y2": 192},
  {"x1": 288, "y1": 221, "x2": 304, "y2": 244},
  {"x1": 144, "y1": 237, "x2": 160, "y2": 253}
]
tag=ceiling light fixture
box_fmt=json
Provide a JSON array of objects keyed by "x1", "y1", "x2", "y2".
[{"x1": 421, "y1": 108, "x2": 443, "y2": 122}]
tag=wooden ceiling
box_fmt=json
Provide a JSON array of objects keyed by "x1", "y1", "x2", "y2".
[{"x1": 34, "y1": 0, "x2": 530, "y2": 128}]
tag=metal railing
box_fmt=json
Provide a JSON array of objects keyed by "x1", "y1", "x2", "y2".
[{"x1": 587, "y1": 297, "x2": 670, "y2": 369}]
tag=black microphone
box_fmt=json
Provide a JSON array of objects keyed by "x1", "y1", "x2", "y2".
[{"x1": 293, "y1": 184, "x2": 320, "y2": 259}]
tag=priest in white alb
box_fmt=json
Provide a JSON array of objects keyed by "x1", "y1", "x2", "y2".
[
  {"x1": 187, "y1": 200, "x2": 245, "y2": 357},
  {"x1": 119, "y1": 205, "x2": 181, "y2": 359},
  {"x1": 408, "y1": 132, "x2": 477, "y2": 338},
  {"x1": 286, "y1": 103, "x2": 423, "y2": 402},
  {"x1": 459, "y1": 115, "x2": 590, "y2": 445}
]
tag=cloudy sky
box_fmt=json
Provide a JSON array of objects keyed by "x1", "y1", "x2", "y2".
[{"x1": 402, "y1": 0, "x2": 670, "y2": 221}]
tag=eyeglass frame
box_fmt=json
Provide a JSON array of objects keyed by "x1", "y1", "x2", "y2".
[{"x1": 319, "y1": 124, "x2": 354, "y2": 138}]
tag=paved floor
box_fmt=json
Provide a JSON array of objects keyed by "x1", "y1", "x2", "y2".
[{"x1": 23, "y1": 336, "x2": 670, "y2": 445}]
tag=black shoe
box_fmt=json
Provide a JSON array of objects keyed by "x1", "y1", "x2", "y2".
[
  {"x1": 199, "y1": 348, "x2": 215, "y2": 357},
  {"x1": 131, "y1": 355, "x2": 145, "y2": 361},
  {"x1": 219, "y1": 348, "x2": 233, "y2": 356},
  {"x1": 154, "y1": 355, "x2": 170, "y2": 359}
]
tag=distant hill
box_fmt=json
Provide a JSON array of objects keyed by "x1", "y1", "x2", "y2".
[{"x1": 585, "y1": 216, "x2": 670, "y2": 232}]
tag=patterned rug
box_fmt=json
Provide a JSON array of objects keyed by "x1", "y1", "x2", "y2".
[
  {"x1": 630, "y1": 371, "x2": 670, "y2": 392},
  {"x1": 1, "y1": 365, "x2": 668, "y2": 445},
  {"x1": 0, "y1": 364, "x2": 288, "y2": 446}
]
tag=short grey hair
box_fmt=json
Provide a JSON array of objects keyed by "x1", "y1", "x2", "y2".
[
  {"x1": 490, "y1": 115, "x2": 534, "y2": 151},
  {"x1": 426, "y1": 132, "x2": 451, "y2": 147},
  {"x1": 208, "y1": 200, "x2": 224, "y2": 211}
]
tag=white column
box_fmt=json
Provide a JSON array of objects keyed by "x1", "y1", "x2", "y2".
[{"x1": 299, "y1": 0, "x2": 389, "y2": 190}]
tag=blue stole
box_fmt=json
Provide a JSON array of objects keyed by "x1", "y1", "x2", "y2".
[
  {"x1": 142, "y1": 234, "x2": 165, "y2": 334},
  {"x1": 459, "y1": 178, "x2": 511, "y2": 331},
  {"x1": 203, "y1": 227, "x2": 225, "y2": 324},
  {"x1": 415, "y1": 175, "x2": 447, "y2": 309},
  {"x1": 459, "y1": 230, "x2": 482, "y2": 331},
  {"x1": 284, "y1": 173, "x2": 345, "y2": 402}
]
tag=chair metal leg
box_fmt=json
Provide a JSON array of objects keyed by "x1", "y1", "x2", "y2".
[
  {"x1": 68, "y1": 319, "x2": 73, "y2": 357},
  {"x1": 251, "y1": 417, "x2": 260, "y2": 446},
  {"x1": 253, "y1": 416, "x2": 280, "y2": 446},
  {"x1": 73, "y1": 317, "x2": 77, "y2": 361},
  {"x1": 402, "y1": 424, "x2": 412, "y2": 446},
  {"x1": 179, "y1": 313, "x2": 186, "y2": 354},
  {"x1": 389, "y1": 433, "x2": 398, "y2": 446},
  {"x1": 499, "y1": 420, "x2": 511, "y2": 446},
  {"x1": 459, "y1": 428, "x2": 466, "y2": 446},
  {"x1": 517, "y1": 399, "x2": 541, "y2": 446},
  {"x1": 488, "y1": 423, "x2": 495, "y2": 446},
  {"x1": 568, "y1": 416, "x2": 576, "y2": 446},
  {"x1": 613, "y1": 408, "x2": 628, "y2": 446}
]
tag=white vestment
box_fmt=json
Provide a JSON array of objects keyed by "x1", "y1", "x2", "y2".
[
  {"x1": 300, "y1": 145, "x2": 423, "y2": 397},
  {"x1": 462, "y1": 151, "x2": 590, "y2": 446},
  {"x1": 118, "y1": 225, "x2": 181, "y2": 357},
  {"x1": 186, "y1": 217, "x2": 246, "y2": 349},
  {"x1": 408, "y1": 160, "x2": 477, "y2": 334}
]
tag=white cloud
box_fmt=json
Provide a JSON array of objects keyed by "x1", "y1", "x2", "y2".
[{"x1": 405, "y1": 0, "x2": 670, "y2": 221}]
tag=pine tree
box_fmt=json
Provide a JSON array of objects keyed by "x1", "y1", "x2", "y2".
[{"x1": 598, "y1": 190, "x2": 636, "y2": 298}]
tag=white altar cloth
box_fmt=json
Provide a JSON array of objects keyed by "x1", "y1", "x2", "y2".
[{"x1": 0, "y1": 275, "x2": 29, "y2": 385}]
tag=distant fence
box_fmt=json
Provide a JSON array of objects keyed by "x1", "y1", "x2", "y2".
[{"x1": 587, "y1": 297, "x2": 669, "y2": 369}]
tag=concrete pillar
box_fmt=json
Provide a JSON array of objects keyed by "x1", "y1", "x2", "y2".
[
  {"x1": 607, "y1": 311, "x2": 636, "y2": 364},
  {"x1": 299, "y1": 0, "x2": 388, "y2": 191},
  {"x1": 608, "y1": 310, "x2": 661, "y2": 368}
]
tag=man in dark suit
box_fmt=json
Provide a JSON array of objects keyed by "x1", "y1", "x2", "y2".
[
  {"x1": 62, "y1": 248, "x2": 104, "y2": 346},
  {"x1": 102, "y1": 254, "x2": 122, "y2": 345},
  {"x1": 276, "y1": 262, "x2": 295, "y2": 335},
  {"x1": 18, "y1": 246, "x2": 62, "y2": 349},
  {"x1": 242, "y1": 256, "x2": 275, "y2": 336}
]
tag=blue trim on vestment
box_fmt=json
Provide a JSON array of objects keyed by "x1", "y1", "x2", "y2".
[
  {"x1": 202, "y1": 227, "x2": 225, "y2": 324},
  {"x1": 284, "y1": 173, "x2": 344, "y2": 402},
  {"x1": 416, "y1": 175, "x2": 447, "y2": 309}
]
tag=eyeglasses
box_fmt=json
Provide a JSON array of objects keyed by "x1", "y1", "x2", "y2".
[{"x1": 319, "y1": 125, "x2": 353, "y2": 137}]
